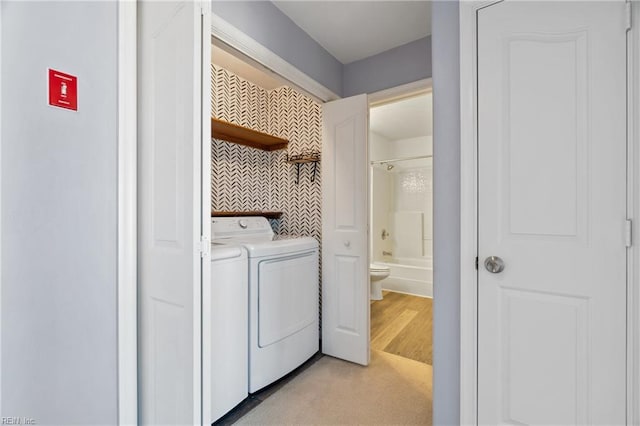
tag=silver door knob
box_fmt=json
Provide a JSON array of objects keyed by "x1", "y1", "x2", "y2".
[{"x1": 484, "y1": 256, "x2": 505, "y2": 273}]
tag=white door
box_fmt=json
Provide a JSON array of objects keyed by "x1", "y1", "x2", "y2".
[
  {"x1": 322, "y1": 94, "x2": 370, "y2": 365},
  {"x1": 138, "y1": 1, "x2": 210, "y2": 424},
  {"x1": 478, "y1": 2, "x2": 628, "y2": 424}
]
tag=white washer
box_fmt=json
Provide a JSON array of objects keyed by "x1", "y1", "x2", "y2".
[
  {"x1": 211, "y1": 216, "x2": 319, "y2": 393},
  {"x1": 210, "y1": 245, "x2": 248, "y2": 422}
]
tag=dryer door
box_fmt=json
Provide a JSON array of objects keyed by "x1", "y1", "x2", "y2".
[{"x1": 258, "y1": 250, "x2": 319, "y2": 347}]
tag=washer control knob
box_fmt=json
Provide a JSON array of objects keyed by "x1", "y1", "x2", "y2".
[{"x1": 238, "y1": 219, "x2": 249, "y2": 229}]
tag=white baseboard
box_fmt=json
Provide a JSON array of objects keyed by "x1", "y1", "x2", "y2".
[{"x1": 382, "y1": 277, "x2": 432, "y2": 298}]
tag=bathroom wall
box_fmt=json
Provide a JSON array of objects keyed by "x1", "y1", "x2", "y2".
[
  {"x1": 370, "y1": 132, "x2": 433, "y2": 262},
  {"x1": 210, "y1": 62, "x2": 322, "y2": 263}
]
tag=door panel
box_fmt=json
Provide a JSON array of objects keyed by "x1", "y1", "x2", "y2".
[
  {"x1": 322, "y1": 94, "x2": 369, "y2": 365},
  {"x1": 506, "y1": 33, "x2": 587, "y2": 238},
  {"x1": 478, "y1": 2, "x2": 628, "y2": 424},
  {"x1": 138, "y1": 1, "x2": 206, "y2": 424}
]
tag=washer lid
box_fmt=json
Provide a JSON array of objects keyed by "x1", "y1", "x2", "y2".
[{"x1": 210, "y1": 245, "x2": 246, "y2": 261}]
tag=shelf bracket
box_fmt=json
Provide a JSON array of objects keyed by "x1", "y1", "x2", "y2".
[{"x1": 286, "y1": 152, "x2": 320, "y2": 185}]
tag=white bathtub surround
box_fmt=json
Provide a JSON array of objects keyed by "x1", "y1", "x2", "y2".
[
  {"x1": 393, "y1": 211, "x2": 423, "y2": 258},
  {"x1": 394, "y1": 162, "x2": 432, "y2": 258},
  {"x1": 376, "y1": 257, "x2": 432, "y2": 298}
]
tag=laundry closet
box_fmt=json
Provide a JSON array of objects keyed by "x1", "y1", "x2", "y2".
[{"x1": 208, "y1": 48, "x2": 324, "y2": 422}]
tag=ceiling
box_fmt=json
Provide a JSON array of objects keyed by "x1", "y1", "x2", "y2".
[
  {"x1": 370, "y1": 93, "x2": 432, "y2": 141},
  {"x1": 271, "y1": 1, "x2": 432, "y2": 64}
]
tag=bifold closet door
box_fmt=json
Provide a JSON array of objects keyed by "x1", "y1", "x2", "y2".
[{"x1": 138, "y1": 1, "x2": 210, "y2": 424}]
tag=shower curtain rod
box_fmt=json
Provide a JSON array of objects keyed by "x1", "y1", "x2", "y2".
[{"x1": 370, "y1": 155, "x2": 433, "y2": 165}]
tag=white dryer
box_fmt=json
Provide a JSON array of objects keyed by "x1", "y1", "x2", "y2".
[{"x1": 211, "y1": 216, "x2": 319, "y2": 393}]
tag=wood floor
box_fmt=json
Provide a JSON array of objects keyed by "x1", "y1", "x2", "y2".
[{"x1": 371, "y1": 291, "x2": 432, "y2": 365}]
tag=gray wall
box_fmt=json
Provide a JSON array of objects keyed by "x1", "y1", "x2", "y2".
[
  {"x1": 212, "y1": 0, "x2": 344, "y2": 96},
  {"x1": 342, "y1": 36, "x2": 432, "y2": 97},
  {"x1": 1, "y1": 1, "x2": 118, "y2": 424},
  {"x1": 212, "y1": 1, "x2": 433, "y2": 98},
  {"x1": 431, "y1": 1, "x2": 461, "y2": 424}
]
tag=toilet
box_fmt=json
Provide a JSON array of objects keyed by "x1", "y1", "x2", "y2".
[{"x1": 370, "y1": 263, "x2": 391, "y2": 300}]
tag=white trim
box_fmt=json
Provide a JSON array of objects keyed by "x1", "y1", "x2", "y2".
[
  {"x1": 210, "y1": 13, "x2": 340, "y2": 102},
  {"x1": 191, "y1": 3, "x2": 210, "y2": 424},
  {"x1": 117, "y1": 1, "x2": 137, "y2": 424},
  {"x1": 0, "y1": 2, "x2": 3, "y2": 417},
  {"x1": 630, "y1": 2, "x2": 640, "y2": 423},
  {"x1": 200, "y1": 2, "x2": 212, "y2": 425},
  {"x1": 368, "y1": 78, "x2": 432, "y2": 106},
  {"x1": 459, "y1": 3, "x2": 499, "y2": 423}
]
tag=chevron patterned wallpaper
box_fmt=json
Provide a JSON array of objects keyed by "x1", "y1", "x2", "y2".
[{"x1": 211, "y1": 64, "x2": 323, "y2": 290}]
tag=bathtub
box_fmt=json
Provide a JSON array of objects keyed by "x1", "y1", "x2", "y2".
[{"x1": 373, "y1": 256, "x2": 432, "y2": 298}]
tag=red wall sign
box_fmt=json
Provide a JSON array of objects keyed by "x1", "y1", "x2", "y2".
[{"x1": 48, "y1": 69, "x2": 77, "y2": 111}]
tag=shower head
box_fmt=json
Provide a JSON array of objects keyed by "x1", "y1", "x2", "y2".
[{"x1": 386, "y1": 164, "x2": 394, "y2": 171}]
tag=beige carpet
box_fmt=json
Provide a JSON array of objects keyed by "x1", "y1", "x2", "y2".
[{"x1": 234, "y1": 350, "x2": 432, "y2": 425}]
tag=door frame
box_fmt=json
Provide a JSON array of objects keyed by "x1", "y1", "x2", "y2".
[
  {"x1": 628, "y1": 2, "x2": 640, "y2": 422},
  {"x1": 367, "y1": 79, "x2": 432, "y2": 293},
  {"x1": 459, "y1": 1, "x2": 640, "y2": 423},
  {"x1": 368, "y1": 78, "x2": 432, "y2": 106},
  {"x1": 117, "y1": 0, "x2": 138, "y2": 424},
  {"x1": 200, "y1": 4, "x2": 213, "y2": 423},
  {"x1": 0, "y1": 1, "x2": 4, "y2": 416}
]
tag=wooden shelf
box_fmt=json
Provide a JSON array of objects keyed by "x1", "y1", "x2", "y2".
[
  {"x1": 211, "y1": 211, "x2": 283, "y2": 220},
  {"x1": 211, "y1": 118, "x2": 288, "y2": 151}
]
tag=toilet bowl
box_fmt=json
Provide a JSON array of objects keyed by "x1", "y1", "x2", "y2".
[{"x1": 370, "y1": 264, "x2": 391, "y2": 300}]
